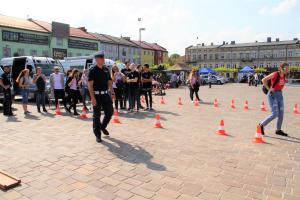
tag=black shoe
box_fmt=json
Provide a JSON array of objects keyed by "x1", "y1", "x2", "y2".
[
  {"x1": 43, "y1": 108, "x2": 48, "y2": 112},
  {"x1": 96, "y1": 137, "x2": 102, "y2": 143},
  {"x1": 74, "y1": 112, "x2": 79, "y2": 116},
  {"x1": 275, "y1": 130, "x2": 288, "y2": 137},
  {"x1": 37, "y1": 109, "x2": 41, "y2": 113},
  {"x1": 102, "y1": 128, "x2": 110, "y2": 136},
  {"x1": 65, "y1": 107, "x2": 71, "y2": 113},
  {"x1": 259, "y1": 124, "x2": 265, "y2": 135}
]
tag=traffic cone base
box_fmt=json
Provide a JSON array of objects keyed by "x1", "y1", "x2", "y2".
[
  {"x1": 216, "y1": 120, "x2": 227, "y2": 136},
  {"x1": 154, "y1": 114, "x2": 163, "y2": 128},
  {"x1": 216, "y1": 129, "x2": 227, "y2": 136},
  {"x1": 194, "y1": 100, "x2": 199, "y2": 107},
  {"x1": 178, "y1": 97, "x2": 183, "y2": 105},
  {"x1": 261, "y1": 102, "x2": 267, "y2": 111},
  {"x1": 293, "y1": 104, "x2": 299, "y2": 114},
  {"x1": 160, "y1": 97, "x2": 165, "y2": 104},
  {"x1": 244, "y1": 101, "x2": 249, "y2": 110},
  {"x1": 230, "y1": 100, "x2": 235, "y2": 109},
  {"x1": 55, "y1": 104, "x2": 61, "y2": 116},
  {"x1": 112, "y1": 111, "x2": 121, "y2": 123},
  {"x1": 214, "y1": 99, "x2": 218, "y2": 108}
]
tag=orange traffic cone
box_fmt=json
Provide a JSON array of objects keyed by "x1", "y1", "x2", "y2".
[
  {"x1": 55, "y1": 103, "x2": 61, "y2": 116},
  {"x1": 216, "y1": 119, "x2": 227, "y2": 136},
  {"x1": 80, "y1": 107, "x2": 88, "y2": 119},
  {"x1": 178, "y1": 97, "x2": 183, "y2": 105},
  {"x1": 194, "y1": 99, "x2": 199, "y2": 107},
  {"x1": 260, "y1": 101, "x2": 267, "y2": 111},
  {"x1": 244, "y1": 100, "x2": 249, "y2": 110},
  {"x1": 160, "y1": 97, "x2": 165, "y2": 104},
  {"x1": 112, "y1": 111, "x2": 121, "y2": 123},
  {"x1": 293, "y1": 104, "x2": 299, "y2": 114},
  {"x1": 154, "y1": 114, "x2": 163, "y2": 128},
  {"x1": 230, "y1": 99, "x2": 235, "y2": 109},
  {"x1": 253, "y1": 125, "x2": 264, "y2": 143},
  {"x1": 214, "y1": 99, "x2": 218, "y2": 107}
]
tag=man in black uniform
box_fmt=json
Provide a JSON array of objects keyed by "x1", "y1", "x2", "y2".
[
  {"x1": 121, "y1": 61, "x2": 131, "y2": 110},
  {"x1": 88, "y1": 51, "x2": 114, "y2": 143},
  {"x1": 0, "y1": 65, "x2": 14, "y2": 116}
]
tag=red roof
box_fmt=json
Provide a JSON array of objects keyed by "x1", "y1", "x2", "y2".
[
  {"x1": 0, "y1": 15, "x2": 48, "y2": 33},
  {"x1": 131, "y1": 40, "x2": 155, "y2": 50},
  {"x1": 142, "y1": 41, "x2": 168, "y2": 52}
]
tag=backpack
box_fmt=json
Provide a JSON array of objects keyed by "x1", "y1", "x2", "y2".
[{"x1": 262, "y1": 72, "x2": 281, "y2": 95}]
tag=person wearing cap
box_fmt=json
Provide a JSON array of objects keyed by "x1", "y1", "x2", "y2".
[
  {"x1": 0, "y1": 65, "x2": 14, "y2": 116},
  {"x1": 50, "y1": 66, "x2": 70, "y2": 113},
  {"x1": 88, "y1": 51, "x2": 114, "y2": 143}
]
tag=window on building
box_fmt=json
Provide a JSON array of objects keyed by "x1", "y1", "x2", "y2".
[
  {"x1": 56, "y1": 37, "x2": 63, "y2": 46},
  {"x1": 232, "y1": 53, "x2": 236, "y2": 59},
  {"x1": 209, "y1": 54, "x2": 213, "y2": 60},
  {"x1": 148, "y1": 51, "x2": 150, "y2": 55},
  {"x1": 30, "y1": 49, "x2": 37, "y2": 56},
  {"x1": 68, "y1": 52, "x2": 73, "y2": 57},
  {"x1": 76, "y1": 53, "x2": 82, "y2": 56},
  {"x1": 260, "y1": 63, "x2": 264, "y2": 67},
  {"x1": 227, "y1": 64, "x2": 230, "y2": 68},
  {"x1": 274, "y1": 63, "x2": 278, "y2": 68},
  {"x1": 203, "y1": 54, "x2": 207, "y2": 60},
  {"x1": 220, "y1": 53, "x2": 224, "y2": 59},
  {"x1": 144, "y1": 50, "x2": 146, "y2": 55},
  {"x1": 239, "y1": 53, "x2": 244, "y2": 59},
  {"x1": 85, "y1": 54, "x2": 90, "y2": 56},
  {"x1": 3, "y1": 47, "x2": 11, "y2": 57},
  {"x1": 288, "y1": 51, "x2": 293, "y2": 57},
  {"x1": 226, "y1": 53, "x2": 230, "y2": 59},
  {"x1": 128, "y1": 48, "x2": 132, "y2": 54},
  {"x1": 193, "y1": 55, "x2": 196, "y2": 61},
  {"x1": 42, "y1": 50, "x2": 49, "y2": 57},
  {"x1": 215, "y1": 54, "x2": 218, "y2": 60},
  {"x1": 17, "y1": 48, "x2": 25, "y2": 56}
]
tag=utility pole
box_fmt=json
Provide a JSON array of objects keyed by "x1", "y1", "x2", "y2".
[{"x1": 138, "y1": 18, "x2": 145, "y2": 64}]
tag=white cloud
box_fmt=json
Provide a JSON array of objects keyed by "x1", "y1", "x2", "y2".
[{"x1": 259, "y1": 0, "x2": 298, "y2": 15}]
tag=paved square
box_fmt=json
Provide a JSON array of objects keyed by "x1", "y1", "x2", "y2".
[{"x1": 0, "y1": 84, "x2": 300, "y2": 200}]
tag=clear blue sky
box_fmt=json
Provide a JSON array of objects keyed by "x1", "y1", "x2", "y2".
[{"x1": 1, "y1": 0, "x2": 299, "y2": 55}]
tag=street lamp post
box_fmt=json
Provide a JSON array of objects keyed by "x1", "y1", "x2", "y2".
[{"x1": 138, "y1": 18, "x2": 145, "y2": 64}]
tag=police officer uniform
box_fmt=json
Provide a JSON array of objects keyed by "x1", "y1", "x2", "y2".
[
  {"x1": 88, "y1": 51, "x2": 114, "y2": 143},
  {"x1": 0, "y1": 66, "x2": 14, "y2": 116}
]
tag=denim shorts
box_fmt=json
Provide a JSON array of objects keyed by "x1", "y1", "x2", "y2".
[{"x1": 20, "y1": 89, "x2": 29, "y2": 104}]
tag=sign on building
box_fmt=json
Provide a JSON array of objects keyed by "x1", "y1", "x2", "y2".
[
  {"x1": 2, "y1": 30, "x2": 49, "y2": 45},
  {"x1": 68, "y1": 39, "x2": 98, "y2": 50},
  {"x1": 53, "y1": 48, "x2": 67, "y2": 59}
]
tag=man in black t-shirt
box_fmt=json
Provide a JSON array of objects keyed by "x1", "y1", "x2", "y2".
[
  {"x1": 121, "y1": 61, "x2": 131, "y2": 110},
  {"x1": 141, "y1": 64, "x2": 153, "y2": 110},
  {"x1": 33, "y1": 67, "x2": 47, "y2": 113},
  {"x1": 126, "y1": 64, "x2": 139, "y2": 113},
  {"x1": 0, "y1": 66, "x2": 14, "y2": 116}
]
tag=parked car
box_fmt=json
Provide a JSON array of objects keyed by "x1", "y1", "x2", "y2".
[
  {"x1": 200, "y1": 74, "x2": 225, "y2": 85},
  {"x1": 0, "y1": 56, "x2": 64, "y2": 100}
]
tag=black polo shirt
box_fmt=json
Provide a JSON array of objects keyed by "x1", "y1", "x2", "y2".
[
  {"x1": 88, "y1": 65, "x2": 111, "y2": 91},
  {"x1": 128, "y1": 71, "x2": 139, "y2": 89},
  {"x1": 0, "y1": 72, "x2": 12, "y2": 87},
  {"x1": 142, "y1": 71, "x2": 152, "y2": 89}
]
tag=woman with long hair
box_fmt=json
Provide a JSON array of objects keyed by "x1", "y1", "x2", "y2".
[
  {"x1": 16, "y1": 69, "x2": 31, "y2": 114},
  {"x1": 67, "y1": 69, "x2": 80, "y2": 115},
  {"x1": 259, "y1": 62, "x2": 289, "y2": 136},
  {"x1": 80, "y1": 69, "x2": 90, "y2": 110},
  {"x1": 111, "y1": 65, "x2": 124, "y2": 111},
  {"x1": 188, "y1": 69, "x2": 200, "y2": 102}
]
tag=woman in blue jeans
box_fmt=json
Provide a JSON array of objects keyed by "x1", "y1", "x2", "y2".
[
  {"x1": 259, "y1": 63, "x2": 289, "y2": 136},
  {"x1": 16, "y1": 69, "x2": 31, "y2": 115}
]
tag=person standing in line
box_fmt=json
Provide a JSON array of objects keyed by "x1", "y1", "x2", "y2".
[
  {"x1": 16, "y1": 69, "x2": 31, "y2": 115},
  {"x1": 88, "y1": 51, "x2": 114, "y2": 143},
  {"x1": 254, "y1": 73, "x2": 259, "y2": 87},
  {"x1": 208, "y1": 73, "x2": 212, "y2": 88},
  {"x1": 33, "y1": 67, "x2": 47, "y2": 113},
  {"x1": 65, "y1": 69, "x2": 73, "y2": 107},
  {"x1": 121, "y1": 61, "x2": 131, "y2": 110},
  {"x1": 170, "y1": 72, "x2": 177, "y2": 88},
  {"x1": 80, "y1": 69, "x2": 90, "y2": 110},
  {"x1": 141, "y1": 64, "x2": 153, "y2": 110},
  {"x1": 50, "y1": 66, "x2": 70, "y2": 113},
  {"x1": 67, "y1": 69, "x2": 80, "y2": 115},
  {"x1": 127, "y1": 64, "x2": 139, "y2": 113},
  {"x1": 0, "y1": 65, "x2": 15, "y2": 116},
  {"x1": 136, "y1": 64, "x2": 144, "y2": 109},
  {"x1": 259, "y1": 62, "x2": 289, "y2": 137},
  {"x1": 111, "y1": 65, "x2": 124, "y2": 111},
  {"x1": 188, "y1": 69, "x2": 200, "y2": 102}
]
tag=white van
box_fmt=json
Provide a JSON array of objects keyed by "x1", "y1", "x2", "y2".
[
  {"x1": 0, "y1": 56, "x2": 64, "y2": 99},
  {"x1": 60, "y1": 56, "x2": 115, "y2": 72}
]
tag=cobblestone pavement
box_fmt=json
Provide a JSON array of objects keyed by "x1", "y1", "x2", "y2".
[{"x1": 0, "y1": 84, "x2": 300, "y2": 200}]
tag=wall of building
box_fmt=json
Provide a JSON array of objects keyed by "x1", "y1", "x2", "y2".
[
  {"x1": 100, "y1": 42, "x2": 119, "y2": 61},
  {"x1": 118, "y1": 45, "x2": 139, "y2": 63},
  {"x1": 141, "y1": 49, "x2": 154, "y2": 65},
  {"x1": 0, "y1": 27, "x2": 50, "y2": 58}
]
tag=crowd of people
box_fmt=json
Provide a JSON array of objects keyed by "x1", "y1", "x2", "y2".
[{"x1": 0, "y1": 61, "x2": 154, "y2": 117}]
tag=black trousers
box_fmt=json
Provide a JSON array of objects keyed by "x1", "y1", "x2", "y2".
[
  {"x1": 122, "y1": 85, "x2": 129, "y2": 109},
  {"x1": 69, "y1": 89, "x2": 80, "y2": 114},
  {"x1": 143, "y1": 88, "x2": 152, "y2": 108},
  {"x1": 189, "y1": 87, "x2": 200, "y2": 101},
  {"x1": 113, "y1": 88, "x2": 123, "y2": 110},
  {"x1": 3, "y1": 89, "x2": 13, "y2": 115},
  {"x1": 54, "y1": 89, "x2": 67, "y2": 108},
  {"x1": 93, "y1": 94, "x2": 113, "y2": 138},
  {"x1": 128, "y1": 87, "x2": 138, "y2": 110}
]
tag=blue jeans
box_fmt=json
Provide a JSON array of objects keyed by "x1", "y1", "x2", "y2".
[
  {"x1": 260, "y1": 91, "x2": 284, "y2": 130},
  {"x1": 20, "y1": 89, "x2": 29, "y2": 104}
]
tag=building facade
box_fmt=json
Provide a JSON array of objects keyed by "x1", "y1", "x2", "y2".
[
  {"x1": 0, "y1": 15, "x2": 99, "y2": 60},
  {"x1": 185, "y1": 37, "x2": 300, "y2": 70},
  {"x1": 92, "y1": 33, "x2": 119, "y2": 61},
  {"x1": 143, "y1": 42, "x2": 168, "y2": 65},
  {"x1": 131, "y1": 40, "x2": 155, "y2": 65}
]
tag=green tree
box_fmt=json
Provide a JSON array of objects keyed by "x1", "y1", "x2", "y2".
[{"x1": 167, "y1": 53, "x2": 181, "y2": 66}]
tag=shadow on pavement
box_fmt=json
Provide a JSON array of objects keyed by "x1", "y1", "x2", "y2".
[
  {"x1": 102, "y1": 137, "x2": 166, "y2": 171},
  {"x1": 24, "y1": 114, "x2": 40, "y2": 120},
  {"x1": 265, "y1": 135, "x2": 300, "y2": 144},
  {"x1": 5, "y1": 116, "x2": 21, "y2": 122}
]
